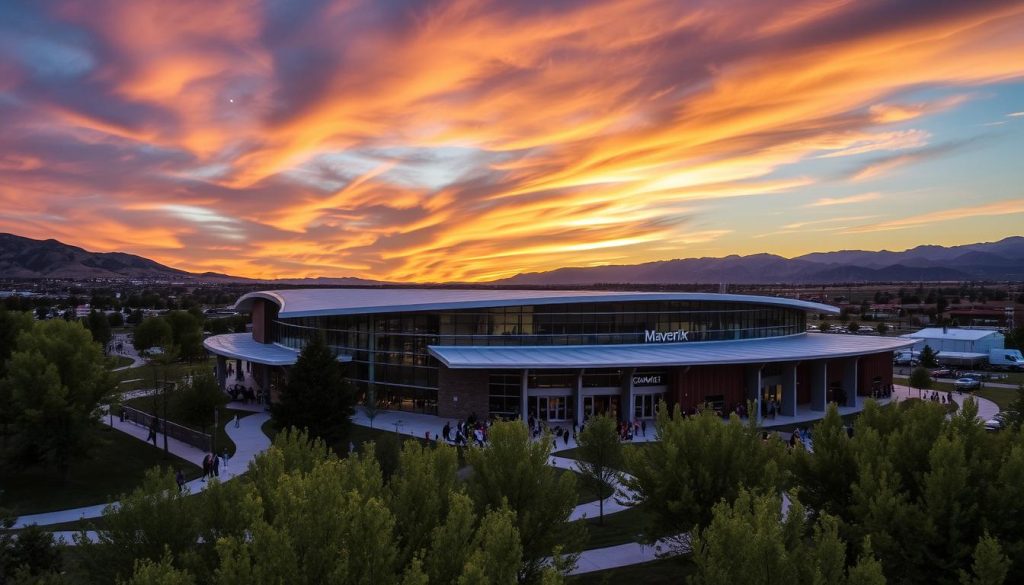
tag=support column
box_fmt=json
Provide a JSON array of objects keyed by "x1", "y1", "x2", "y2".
[
  {"x1": 623, "y1": 368, "x2": 636, "y2": 423},
  {"x1": 745, "y1": 364, "x2": 763, "y2": 423},
  {"x1": 810, "y1": 361, "x2": 827, "y2": 412},
  {"x1": 843, "y1": 358, "x2": 859, "y2": 408},
  {"x1": 575, "y1": 370, "x2": 585, "y2": 427},
  {"x1": 215, "y1": 355, "x2": 227, "y2": 391},
  {"x1": 781, "y1": 362, "x2": 798, "y2": 416},
  {"x1": 520, "y1": 369, "x2": 529, "y2": 424}
]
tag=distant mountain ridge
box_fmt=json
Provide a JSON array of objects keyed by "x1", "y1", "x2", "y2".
[
  {"x1": 495, "y1": 237, "x2": 1024, "y2": 285},
  {"x1": 2, "y1": 232, "x2": 1023, "y2": 284},
  {"x1": 0, "y1": 233, "x2": 384, "y2": 284}
]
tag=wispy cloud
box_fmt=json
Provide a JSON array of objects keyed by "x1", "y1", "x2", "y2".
[
  {"x1": 805, "y1": 193, "x2": 882, "y2": 207},
  {"x1": 0, "y1": 0, "x2": 1022, "y2": 280},
  {"x1": 843, "y1": 199, "x2": 1024, "y2": 234}
]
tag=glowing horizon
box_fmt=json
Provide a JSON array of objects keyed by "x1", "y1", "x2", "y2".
[{"x1": 1, "y1": 0, "x2": 1023, "y2": 281}]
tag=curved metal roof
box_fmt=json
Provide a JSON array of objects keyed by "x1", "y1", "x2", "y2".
[
  {"x1": 233, "y1": 288, "x2": 838, "y2": 318},
  {"x1": 428, "y1": 333, "x2": 915, "y2": 369},
  {"x1": 203, "y1": 333, "x2": 352, "y2": 366}
]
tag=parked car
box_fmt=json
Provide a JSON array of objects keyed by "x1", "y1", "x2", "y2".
[
  {"x1": 985, "y1": 418, "x2": 1002, "y2": 432},
  {"x1": 954, "y1": 377, "x2": 981, "y2": 391},
  {"x1": 857, "y1": 326, "x2": 875, "y2": 334}
]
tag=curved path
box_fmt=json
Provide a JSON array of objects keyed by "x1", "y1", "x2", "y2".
[{"x1": 12, "y1": 411, "x2": 270, "y2": 529}]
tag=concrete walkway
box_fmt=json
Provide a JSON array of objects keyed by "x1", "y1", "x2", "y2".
[
  {"x1": 890, "y1": 384, "x2": 1000, "y2": 422},
  {"x1": 12, "y1": 410, "x2": 270, "y2": 528}
]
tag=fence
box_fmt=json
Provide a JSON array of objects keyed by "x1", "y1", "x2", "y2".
[{"x1": 121, "y1": 405, "x2": 213, "y2": 453}]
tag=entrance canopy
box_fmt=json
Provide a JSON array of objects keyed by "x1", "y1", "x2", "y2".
[
  {"x1": 203, "y1": 333, "x2": 354, "y2": 366},
  {"x1": 428, "y1": 333, "x2": 915, "y2": 370}
]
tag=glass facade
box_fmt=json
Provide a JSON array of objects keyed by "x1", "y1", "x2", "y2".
[{"x1": 271, "y1": 300, "x2": 806, "y2": 414}]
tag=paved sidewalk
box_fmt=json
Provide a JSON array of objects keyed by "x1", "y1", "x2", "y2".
[
  {"x1": 891, "y1": 384, "x2": 1000, "y2": 422},
  {"x1": 571, "y1": 537, "x2": 683, "y2": 575},
  {"x1": 13, "y1": 411, "x2": 271, "y2": 528}
]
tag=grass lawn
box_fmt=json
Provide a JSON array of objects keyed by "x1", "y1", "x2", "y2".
[
  {"x1": 576, "y1": 506, "x2": 650, "y2": 549},
  {"x1": 0, "y1": 424, "x2": 201, "y2": 517},
  {"x1": 975, "y1": 387, "x2": 1019, "y2": 410},
  {"x1": 121, "y1": 394, "x2": 251, "y2": 457},
  {"x1": 111, "y1": 358, "x2": 213, "y2": 393},
  {"x1": 105, "y1": 355, "x2": 134, "y2": 369},
  {"x1": 553, "y1": 468, "x2": 613, "y2": 505},
  {"x1": 567, "y1": 555, "x2": 694, "y2": 585}
]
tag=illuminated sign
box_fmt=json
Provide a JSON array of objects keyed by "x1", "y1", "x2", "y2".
[
  {"x1": 644, "y1": 329, "x2": 688, "y2": 343},
  {"x1": 632, "y1": 375, "x2": 663, "y2": 386}
]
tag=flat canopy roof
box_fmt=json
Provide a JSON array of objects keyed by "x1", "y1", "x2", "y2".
[
  {"x1": 903, "y1": 328, "x2": 1000, "y2": 341},
  {"x1": 203, "y1": 333, "x2": 352, "y2": 366},
  {"x1": 428, "y1": 333, "x2": 915, "y2": 369},
  {"x1": 234, "y1": 288, "x2": 838, "y2": 318}
]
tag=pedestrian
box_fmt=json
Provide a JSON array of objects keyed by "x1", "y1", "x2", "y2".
[
  {"x1": 233, "y1": 414, "x2": 239, "y2": 428},
  {"x1": 443, "y1": 422, "x2": 451, "y2": 442},
  {"x1": 563, "y1": 429, "x2": 570, "y2": 446},
  {"x1": 212, "y1": 452, "x2": 220, "y2": 477},
  {"x1": 175, "y1": 468, "x2": 185, "y2": 492},
  {"x1": 202, "y1": 454, "x2": 211, "y2": 482},
  {"x1": 641, "y1": 419, "x2": 647, "y2": 437},
  {"x1": 222, "y1": 448, "x2": 230, "y2": 471},
  {"x1": 147, "y1": 417, "x2": 159, "y2": 446}
]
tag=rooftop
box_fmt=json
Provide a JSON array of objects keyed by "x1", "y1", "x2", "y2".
[
  {"x1": 233, "y1": 288, "x2": 838, "y2": 318},
  {"x1": 903, "y1": 328, "x2": 1002, "y2": 341},
  {"x1": 429, "y1": 332, "x2": 914, "y2": 369}
]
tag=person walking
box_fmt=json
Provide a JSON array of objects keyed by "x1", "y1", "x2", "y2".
[
  {"x1": 221, "y1": 448, "x2": 229, "y2": 472},
  {"x1": 641, "y1": 419, "x2": 647, "y2": 437},
  {"x1": 212, "y1": 452, "x2": 220, "y2": 478},
  {"x1": 175, "y1": 468, "x2": 185, "y2": 492},
  {"x1": 202, "y1": 453, "x2": 211, "y2": 482},
  {"x1": 147, "y1": 417, "x2": 159, "y2": 446}
]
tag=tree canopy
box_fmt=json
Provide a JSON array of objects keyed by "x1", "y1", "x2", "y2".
[{"x1": 271, "y1": 334, "x2": 355, "y2": 448}]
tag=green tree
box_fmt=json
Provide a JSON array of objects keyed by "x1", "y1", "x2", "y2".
[
  {"x1": 133, "y1": 317, "x2": 173, "y2": 354},
  {"x1": 271, "y1": 334, "x2": 355, "y2": 447},
  {"x1": 960, "y1": 534, "x2": 1009, "y2": 585},
  {"x1": 919, "y1": 345, "x2": 939, "y2": 368},
  {"x1": 3, "y1": 320, "x2": 114, "y2": 479},
  {"x1": 0, "y1": 309, "x2": 33, "y2": 444},
  {"x1": 689, "y1": 490, "x2": 870, "y2": 585},
  {"x1": 995, "y1": 385, "x2": 1024, "y2": 431},
  {"x1": 622, "y1": 404, "x2": 787, "y2": 550},
  {"x1": 791, "y1": 404, "x2": 857, "y2": 518},
  {"x1": 848, "y1": 320, "x2": 861, "y2": 333},
  {"x1": 876, "y1": 322, "x2": 889, "y2": 336},
  {"x1": 165, "y1": 311, "x2": 204, "y2": 362},
  {"x1": 86, "y1": 310, "x2": 112, "y2": 354},
  {"x1": 909, "y1": 366, "x2": 933, "y2": 399},
  {"x1": 466, "y1": 421, "x2": 584, "y2": 584},
  {"x1": 574, "y1": 413, "x2": 622, "y2": 524},
  {"x1": 176, "y1": 371, "x2": 228, "y2": 433},
  {"x1": 386, "y1": 441, "x2": 460, "y2": 567},
  {"x1": 120, "y1": 552, "x2": 195, "y2": 585}
]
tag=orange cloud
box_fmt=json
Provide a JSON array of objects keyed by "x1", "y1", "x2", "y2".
[{"x1": 1, "y1": 0, "x2": 1023, "y2": 281}]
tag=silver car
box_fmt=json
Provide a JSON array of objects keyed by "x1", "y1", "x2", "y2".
[{"x1": 954, "y1": 377, "x2": 981, "y2": 391}]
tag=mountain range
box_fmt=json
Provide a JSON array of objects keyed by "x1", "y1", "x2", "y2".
[
  {"x1": 494, "y1": 237, "x2": 1024, "y2": 285},
  {"x1": 1, "y1": 232, "x2": 1023, "y2": 284}
]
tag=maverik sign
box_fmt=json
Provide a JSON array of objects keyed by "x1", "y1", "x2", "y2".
[
  {"x1": 644, "y1": 329, "x2": 689, "y2": 343},
  {"x1": 632, "y1": 374, "x2": 663, "y2": 386}
]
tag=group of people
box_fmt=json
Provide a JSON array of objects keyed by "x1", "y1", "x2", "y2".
[
  {"x1": 924, "y1": 390, "x2": 955, "y2": 405},
  {"x1": 441, "y1": 415, "x2": 491, "y2": 446},
  {"x1": 172, "y1": 450, "x2": 231, "y2": 492}
]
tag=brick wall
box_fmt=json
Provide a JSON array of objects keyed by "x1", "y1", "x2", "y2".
[{"x1": 437, "y1": 366, "x2": 491, "y2": 420}]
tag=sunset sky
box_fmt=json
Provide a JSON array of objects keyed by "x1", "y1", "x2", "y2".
[{"x1": 1, "y1": 0, "x2": 1023, "y2": 282}]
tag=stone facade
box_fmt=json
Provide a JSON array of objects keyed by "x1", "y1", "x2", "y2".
[{"x1": 437, "y1": 366, "x2": 490, "y2": 420}]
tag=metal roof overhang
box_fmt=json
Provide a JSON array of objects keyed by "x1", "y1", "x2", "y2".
[
  {"x1": 428, "y1": 333, "x2": 917, "y2": 370},
  {"x1": 203, "y1": 333, "x2": 352, "y2": 366},
  {"x1": 233, "y1": 289, "x2": 839, "y2": 319}
]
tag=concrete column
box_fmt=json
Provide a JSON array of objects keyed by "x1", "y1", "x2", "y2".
[
  {"x1": 781, "y1": 362, "x2": 798, "y2": 416},
  {"x1": 843, "y1": 358, "x2": 859, "y2": 408},
  {"x1": 745, "y1": 364, "x2": 763, "y2": 423},
  {"x1": 215, "y1": 355, "x2": 227, "y2": 391},
  {"x1": 621, "y1": 367, "x2": 636, "y2": 423},
  {"x1": 520, "y1": 369, "x2": 529, "y2": 423},
  {"x1": 810, "y1": 361, "x2": 827, "y2": 411},
  {"x1": 575, "y1": 370, "x2": 585, "y2": 427}
]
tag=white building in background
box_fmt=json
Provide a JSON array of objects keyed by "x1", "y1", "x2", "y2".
[{"x1": 902, "y1": 328, "x2": 1005, "y2": 354}]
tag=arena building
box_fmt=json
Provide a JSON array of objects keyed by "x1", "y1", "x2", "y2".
[{"x1": 203, "y1": 289, "x2": 915, "y2": 424}]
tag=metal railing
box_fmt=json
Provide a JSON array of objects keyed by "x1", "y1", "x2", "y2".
[{"x1": 121, "y1": 405, "x2": 213, "y2": 453}]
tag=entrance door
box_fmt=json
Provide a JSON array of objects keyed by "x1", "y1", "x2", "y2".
[
  {"x1": 583, "y1": 395, "x2": 620, "y2": 420},
  {"x1": 532, "y1": 396, "x2": 570, "y2": 421}
]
